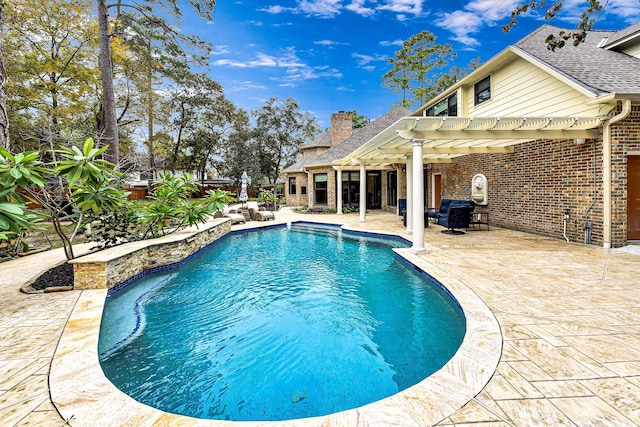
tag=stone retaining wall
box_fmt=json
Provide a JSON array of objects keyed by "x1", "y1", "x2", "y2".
[{"x1": 70, "y1": 219, "x2": 231, "y2": 289}]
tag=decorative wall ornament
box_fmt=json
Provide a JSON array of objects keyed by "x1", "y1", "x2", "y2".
[{"x1": 471, "y1": 173, "x2": 488, "y2": 205}]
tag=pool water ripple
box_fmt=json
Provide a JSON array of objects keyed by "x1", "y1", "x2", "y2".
[{"x1": 99, "y1": 225, "x2": 466, "y2": 422}]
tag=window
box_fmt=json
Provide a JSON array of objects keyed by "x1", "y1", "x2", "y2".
[
  {"x1": 288, "y1": 177, "x2": 296, "y2": 195},
  {"x1": 387, "y1": 171, "x2": 397, "y2": 207},
  {"x1": 314, "y1": 173, "x2": 327, "y2": 205},
  {"x1": 426, "y1": 93, "x2": 457, "y2": 117},
  {"x1": 474, "y1": 76, "x2": 491, "y2": 105},
  {"x1": 341, "y1": 171, "x2": 360, "y2": 206},
  {"x1": 301, "y1": 186, "x2": 307, "y2": 195}
]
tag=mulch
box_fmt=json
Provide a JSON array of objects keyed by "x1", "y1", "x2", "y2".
[{"x1": 29, "y1": 262, "x2": 74, "y2": 292}]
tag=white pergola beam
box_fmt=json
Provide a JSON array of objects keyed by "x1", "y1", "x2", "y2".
[
  {"x1": 397, "y1": 128, "x2": 598, "y2": 141},
  {"x1": 378, "y1": 146, "x2": 515, "y2": 155}
]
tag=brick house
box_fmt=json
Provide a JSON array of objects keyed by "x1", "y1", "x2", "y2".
[
  {"x1": 284, "y1": 108, "x2": 410, "y2": 213},
  {"x1": 336, "y1": 23, "x2": 640, "y2": 250}
]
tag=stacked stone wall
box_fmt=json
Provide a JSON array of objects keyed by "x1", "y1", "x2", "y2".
[{"x1": 71, "y1": 219, "x2": 231, "y2": 289}]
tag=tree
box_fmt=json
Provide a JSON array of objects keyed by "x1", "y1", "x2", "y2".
[
  {"x1": 167, "y1": 73, "x2": 224, "y2": 173},
  {"x1": 348, "y1": 110, "x2": 369, "y2": 129},
  {"x1": 382, "y1": 30, "x2": 455, "y2": 108},
  {"x1": 0, "y1": 0, "x2": 8, "y2": 150},
  {"x1": 218, "y1": 108, "x2": 262, "y2": 186},
  {"x1": 423, "y1": 57, "x2": 481, "y2": 102},
  {"x1": 96, "y1": 0, "x2": 217, "y2": 166},
  {"x1": 252, "y1": 97, "x2": 318, "y2": 184},
  {"x1": 4, "y1": 0, "x2": 100, "y2": 149},
  {"x1": 502, "y1": 1, "x2": 622, "y2": 50},
  {"x1": 0, "y1": 138, "x2": 128, "y2": 259}
]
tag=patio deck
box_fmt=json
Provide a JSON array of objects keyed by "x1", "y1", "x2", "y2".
[{"x1": 1, "y1": 208, "x2": 639, "y2": 426}]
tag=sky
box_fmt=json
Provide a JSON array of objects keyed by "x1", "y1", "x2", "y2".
[{"x1": 181, "y1": 0, "x2": 640, "y2": 129}]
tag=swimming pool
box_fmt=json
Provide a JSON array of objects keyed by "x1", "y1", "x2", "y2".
[{"x1": 98, "y1": 223, "x2": 466, "y2": 422}]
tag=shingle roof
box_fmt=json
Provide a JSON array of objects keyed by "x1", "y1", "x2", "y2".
[
  {"x1": 302, "y1": 132, "x2": 332, "y2": 149},
  {"x1": 603, "y1": 21, "x2": 640, "y2": 48},
  {"x1": 306, "y1": 107, "x2": 411, "y2": 167},
  {"x1": 514, "y1": 24, "x2": 640, "y2": 95}
]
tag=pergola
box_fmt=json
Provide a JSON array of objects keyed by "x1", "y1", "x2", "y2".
[{"x1": 333, "y1": 115, "x2": 605, "y2": 252}]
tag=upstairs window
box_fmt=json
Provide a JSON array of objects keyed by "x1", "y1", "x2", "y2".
[
  {"x1": 474, "y1": 76, "x2": 491, "y2": 105},
  {"x1": 426, "y1": 93, "x2": 457, "y2": 117}
]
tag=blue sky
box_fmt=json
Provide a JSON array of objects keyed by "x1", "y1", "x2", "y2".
[{"x1": 183, "y1": 0, "x2": 639, "y2": 128}]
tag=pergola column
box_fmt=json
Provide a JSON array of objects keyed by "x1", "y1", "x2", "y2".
[
  {"x1": 336, "y1": 168, "x2": 343, "y2": 215},
  {"x1": 405, "y1": 154, "x2": 413, "y2": 234},
  {"x1": 359, "y1": 163, "x2": 367, "y2": 222},
  {"x1": 411, "y1": 139, "x2": 426, "y2": 254}
]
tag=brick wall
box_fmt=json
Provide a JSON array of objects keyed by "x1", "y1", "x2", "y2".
[
  {"x1": 331, "y1": 112, "x2": 353, "y2": 145},
  {"x1": 427, "y1": 105, "x2": 640, "y2": 247},
  {"x1": 285, "y1": 172, "x2": 309, "y2": 207}
]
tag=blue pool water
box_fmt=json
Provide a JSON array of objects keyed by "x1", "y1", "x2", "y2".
[{"x1": 99, "y1": 223, "x2": 466, "y2": 421}]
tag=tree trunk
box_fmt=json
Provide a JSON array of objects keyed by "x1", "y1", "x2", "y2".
[
  {"x1": 0, "y1": 3, "x2": 9, "y2": 150},
  {"x1": 97, "y1": 0, "x2": 119, "y2": 165}
]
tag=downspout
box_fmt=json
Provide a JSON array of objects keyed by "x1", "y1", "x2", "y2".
[{"x1": 602, "y1": 99, "x2": 631, "y2": 248}]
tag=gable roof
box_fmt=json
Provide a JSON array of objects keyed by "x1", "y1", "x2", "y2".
[
  {"x1": 514, "y1": 24, "x2": 640, "y2": 96},
  {"x1": 288, "y1": 107, "x2": 411, "y2": 172},
  {"x1": 284, "y1": 107, "x2": 410, "y2": 173},
  {"x1": 603, "y1": 21, "x2": 640, "y2": 49}
]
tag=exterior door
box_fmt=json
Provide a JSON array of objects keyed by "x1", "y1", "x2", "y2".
[
  {"x1": 432, "y1": 173, "x2": 442, "y2": 209},
  {"x1": 366, "y1": 171, "x2": 381, "y2": 209},
  {"x1": 628, "y1": 156, "x2": 640, "y2": 240}
]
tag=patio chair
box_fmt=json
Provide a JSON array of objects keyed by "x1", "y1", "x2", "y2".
[
  {"x1": 439, "y1": 205, "x2": 473, "y2": 234},
  {"x1": 213, "y1": 209, "x2": 246, "y2": 225},
  {"x1": 247, "y1": 201, "x2": 275, "y2": 221}
]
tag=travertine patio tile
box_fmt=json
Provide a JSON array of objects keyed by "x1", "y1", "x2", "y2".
[
  {"x1": 550, "y1": 395, "x2": 636, "y2": 426},
  {"x1": 603, "y1": 361, "x2": 640, "y2": 376},
  {"x1": 506, "y1": 361, "x2": 554, "y2": 382},
  {"x1": 445, "y1": 398, "x2": 506, "y2": 423},
  {"x1": 500, "y1": 342, "x2": 528, "y2": 362},
  {"x1": 497, "y1": 398, "x2": 576, "y2": 426},
  {"x1": 560, "y1": 335, "x2": 640, "y2": 364},
  {"x1": 531, "y1": 380, "x2": 593, "y2": 398},
  {"x1": 579, "y1": 378, "x2": 640, "y2": 423},
  {"x1": 523, "y1": 324, "x2": 569, "y2": 347},
  {"x1": 508, "y1": 339, "x2": 599, "y2": 380},
  {"x1": 496, "y1": 364, "x2": 544, "y2": 399},
  {"x1": 483, "y1": 374, "x2": 523, "y2": 400}
]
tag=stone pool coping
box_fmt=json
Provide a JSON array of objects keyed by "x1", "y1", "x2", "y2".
[{"x1": 50, "y1": 220, "x2": 501, "y2": 426}]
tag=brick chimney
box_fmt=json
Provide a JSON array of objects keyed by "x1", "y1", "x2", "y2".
[{"x1": 331, "y1": 111, "x2": 353, "y2": 145}]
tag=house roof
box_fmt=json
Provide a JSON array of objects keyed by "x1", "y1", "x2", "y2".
[
  {"x1": 284, "y1": 107, "x2": 411, "y2": 173},
  {"x1": 311, "y1": 107, "x2": 411, "y2": 166},
  {"x1": 302, "y1": 132, "x2": 332, "y2": 149},
  {"x1": 602, "y1": 21, "x2": 640, "y2": 49},
  {"x1": 336, "y1": 23, "x2": 640, "y2": 167},
  {"x1": 514, "y1": 24, "x2": 640, "y2": 96}
]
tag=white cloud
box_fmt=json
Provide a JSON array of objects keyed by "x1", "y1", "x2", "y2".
[
  {"x1": 591, "y1": 0, "x2": 640, "y2": 24},
  {"x1": 464, "y1": 0, "x2": 520, "y2": 22},
  {"x1": 345, "y1": 0, "x2": 376, "y2": 16},
  {"x1": 298, "y1": 0, "x2": 343, "y2": 17},
  {"x1": 258, "y1": 5, "x2": 293, "y2": 14},
  {"x1": 379, "y1": 39, "x2": 404, "y2": 47},
  {"x1": 226, "y1": 80, "x2": 267, "y2": 93},
  {"x1": 436, "y1": 9, "x2": 484, "y2": 47},
  {"x1": 259, "y1": 0, "x2": 425, "y2": 19},
  {"x1": 377, "y1": 0, "x2": 423, "y2": 15},
  {"x1": 314, "y1": 39, "x2": 351, "y2": 46},
  {"x1": 211, "y1": 45, "x2": 230, "y2": 55},
  {"x1": 352, "y1": 52, "x2": 387, "y2": 66},
  {"x1": 213, "y1": 47, "x2": 343, "y2": 83}
]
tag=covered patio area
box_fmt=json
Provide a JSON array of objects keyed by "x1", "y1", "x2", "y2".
[{"x1": 1, "y1": 208, "x2": 639, "y2": 425}]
